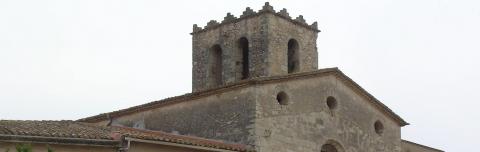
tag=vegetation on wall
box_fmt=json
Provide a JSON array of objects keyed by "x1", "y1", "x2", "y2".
[
  {"x1": 46, "y1": 147, "x2": 53, "y2": 152},
  {"x1": 15, "y1": 144, "x2": 32, "y2": 152},
  {"x1": 3, "y1": 144, "x2": 54, "y2": 152}
]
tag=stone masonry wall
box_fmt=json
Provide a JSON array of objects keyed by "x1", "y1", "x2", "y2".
[
  {"x1": 90, "y1": 72, "x2": 404, "y2": 152},
  {"x1": 108, "y1": 87, "x2": 257, "y2": 146},
  {"x1": 253, "y1": 75, "x2": 402, "y2": 152},
  {"x1": 192, "y1": 13, "x2": 268, "y2": 92},
  {"x1": 192, "y1": 3, "x2": 319, "y2": 92},
  {"x1": 266, "y1": 13, "x2": 318, "y2": 76}
]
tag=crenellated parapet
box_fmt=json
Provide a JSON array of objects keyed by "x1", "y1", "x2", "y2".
[
  {"x1": 295, "y1": 15, "x2": 306, "y2": 25},
  {"x1": 192, "y1": 24, "x2": 202, "y2": 33},
  {"x1": 278, "y1": 8, "x2": 291, "y2": 19},
  {"x1": 259, "y1": 2, "x2": 275, "y2": 13},
  {"x1": 206, "y1": 20, "x2": 220, "y2": 28},
  {"x1": 241, "y1": 7, "x2": 256, "y2": 18},
  {"x1": 191, "y1": 2, "x2": 320, "y2": 34},
  {"x1": 310, "y1": 22, "x2": 318, "y2": 30},
  {"x1": 222, "y1": 13, "x2": 237, "y2": 23}
]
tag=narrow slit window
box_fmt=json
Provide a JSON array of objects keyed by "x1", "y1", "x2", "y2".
[
  {"x1": 288, "y1": 39, "x2": 300, "y2": 73},
  {"x1": 238, "y1": 37, "x2": 249, "y2": 79},
  {"x1": 209, "y1": 45, "x2": 223, "y2": 87}
]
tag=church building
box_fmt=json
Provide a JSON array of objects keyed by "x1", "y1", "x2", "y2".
[{"x1": 0, "y1": 2, "x2": 442, "y2": 152}]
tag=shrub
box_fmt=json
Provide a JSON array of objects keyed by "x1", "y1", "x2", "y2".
[{"x1": 15, "y1": 144, "x2": 32, "y2": 152}]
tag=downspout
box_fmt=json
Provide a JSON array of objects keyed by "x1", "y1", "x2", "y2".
[
  {"x1": 111, "y1": 131, "x2": 130, "y2": 152},
  {"x1": 117, "y1": 138, "x2": 130, "y2": 152}
]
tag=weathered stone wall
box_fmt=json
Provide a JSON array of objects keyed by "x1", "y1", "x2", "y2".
[
  {"x1": 253, "y1": 75, "x2": 402, "y2": 152},
  {"x1": 192, "y1": 14, "x2": 268, "y2": 92},
  {"x1": 109, "y1": 87, "x2": 257, "y2": 145},
  {"x1": 95, "y1": 73, "x2": 404, "y2": 152},
  {"x1": 266, "y1": 13, "x2": 318, "y2": 76},
  {"x1": 0, "y1": 142, "x2": 115, "y2": 152},
  {"x1": 401, "y1": 140, "x2": 443, "y2": 152},
  {"x1": 192, "y1": 5, "x2": 319, "y2": 92}
]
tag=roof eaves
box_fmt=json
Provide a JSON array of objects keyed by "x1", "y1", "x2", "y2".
[
  {"x1": 113, "y1": 126, "x2": 253, "y2": 152},
  {"x1": 125, "y1": 137, "x2": 250, "y2": 152},
  {"x1": 0, "y1": 134, "x2": 120, "y2": 147}
]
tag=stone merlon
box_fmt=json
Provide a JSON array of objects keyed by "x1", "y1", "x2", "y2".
[{"x1": 191, "y1": 2, "x2": 320, "y2": 35}]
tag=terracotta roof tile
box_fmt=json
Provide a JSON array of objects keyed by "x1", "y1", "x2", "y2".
[
  {"x1": 112, "y1": 126, "x2": 252, "y2": 151},
  {"x1": 0, "y1": 120, "x2": 112, "y2": 140},
  {"x1": 0, "y1": 120, "x2": 252, "y2": 151}
]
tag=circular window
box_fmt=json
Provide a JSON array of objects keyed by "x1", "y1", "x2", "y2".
[
  {"x1": 276, "y1": 91, "x2": 289, "y2": 105},
  {"x1": 321, "y1": 140, "x2": 344, "y2": 152},
  {"x1": 374, "y1": 120, "x2": 384, "y2": 135},
  {"x1": 326, "y1": 96, "x2": 337, "y2": 110},
  {"x1": 321, "y1": 144, "x2": 338, "y2": 152}
]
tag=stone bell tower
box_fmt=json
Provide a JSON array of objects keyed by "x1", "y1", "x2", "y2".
[{"x1": 191, "y1": 2, "x2": 320, "y2": 92}]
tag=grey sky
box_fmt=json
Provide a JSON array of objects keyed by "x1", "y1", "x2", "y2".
[{"x1": 1, "y1": 0, "x2": 478, "y2": 151}]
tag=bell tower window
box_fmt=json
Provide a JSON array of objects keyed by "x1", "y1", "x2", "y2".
[
  {"x1": 209, "y1": 45, "x2": 223, "y2": 87},
  {"x1": 288, "y1": 39, "x2": 300, "y2": 73},
  {"x1": 238, "y1": 37, "x2": 250, "y2": 79}
]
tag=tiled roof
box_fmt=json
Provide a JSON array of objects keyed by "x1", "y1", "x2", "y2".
[
  {"x1": 0, "y1": 120, "x2": 111, "y2": 139},
  {"x1": 0, "y1": 120, "x2": 117, "y2": 146},
  {"x1": 114, "y1": 126, "x2": 251, "y2": 151},
  {"x1": 0, "y1": 120, "x2": 252, "y2": 151},
  {"x1": 78, "y1": 68, "x2": 408, "y2": 126}
]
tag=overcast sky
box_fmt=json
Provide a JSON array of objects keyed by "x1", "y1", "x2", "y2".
[{"x1": 1, "y1": 0, "x2": 478, "y2": 151}]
